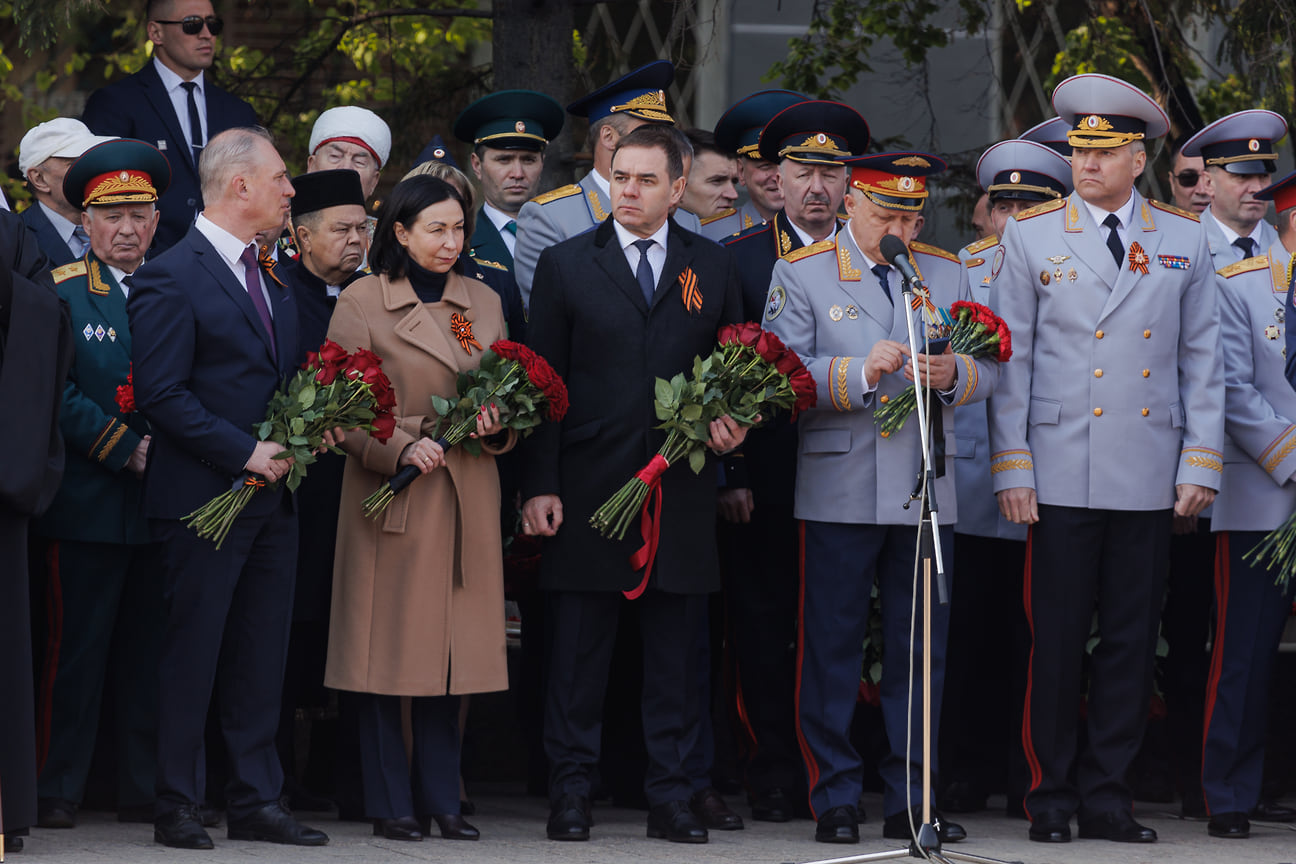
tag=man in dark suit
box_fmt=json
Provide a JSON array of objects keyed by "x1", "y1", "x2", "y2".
[
  {"x1": 17, "y1": 118, "x2": 110, "y2": 266},
  {"x1": 521, "y1": 123, "x2": 748, "y2": 845},
  {"x1": 0, "y1": 208, "x2": 75, "y2": 856},
  {"x1": 32, "y1": 139, "x2": 170, "y2": 831},
  {"x1": 127, "y1": 126, "x2": 327, "y2": 850},
  {"x1": 82, "y1": 0, "x2": 258, "y2": 253}
]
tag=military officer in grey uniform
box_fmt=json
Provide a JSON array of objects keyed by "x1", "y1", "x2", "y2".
[
  {"x1": 1182, "y1": 110, "x2": 1286, "y2": 267},
  {"x1": 988, "y1": 73, "x2": 1225, "y2": 844},
  {"x1": 765, "y1": 150, "x2": 1000, "y2": 845},
  {"x1": 31, "y1": 138, "x2": 170, "y2": 828},
  {"x1": 1018, "y1": 116, "x2": 1074, "y2": 158},
  {"x1": 513, "y1": 60, "x2": 700, "y2": 305},
  {"x1": 1201, "y1": 170, "x2": 1296, "y2": 840},
  {"x1": 942, "y1": 138, "x2": 1071, "y2": 814},
  {"x1": 713, "y1": 90, "x2": 808, "y2": 237}
]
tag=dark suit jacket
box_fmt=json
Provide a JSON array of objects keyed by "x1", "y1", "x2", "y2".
[
  {"x1": 127, "y1": 224, "x2": 298, "y2": 520},
  {"x1": 82, "y1": 62, "x2": 259, "y2": 254},
  {"x1": 469, "y1": 208, "x2": 514, "y2": 271},
  {"x1": 19, "y1": 203, "x2": 78, "y2": 267},
  {"x1": 464, "y1": 254, "x2": 527, "y2": 343},
  {"x1": 521, "y1": 216, "x2": 742, "y2": 594}
]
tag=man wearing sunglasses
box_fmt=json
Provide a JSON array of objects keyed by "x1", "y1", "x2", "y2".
[
  {"x1": 82, "y1": 0, "x2": 258, "y2": 254},
  {"x1": 1167, "y1": 145, "x2": 1212, "y2": 215}
]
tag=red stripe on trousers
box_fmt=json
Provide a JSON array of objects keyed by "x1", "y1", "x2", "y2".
[
  {"x1": 791, "y1": 520, "x2": 821, "y2": 820},
  {"x1": 1200, "y1": 532, "x2": 1230, "y2": 818}
]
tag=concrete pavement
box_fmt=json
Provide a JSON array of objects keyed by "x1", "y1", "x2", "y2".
[{"x1": 12, "y1": 788, "x2": 1296, "y2": 863}]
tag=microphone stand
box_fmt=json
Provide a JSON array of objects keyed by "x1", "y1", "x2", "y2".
[{"x1": 788, "y1": 262, "x2": 1018, "y2": 864}]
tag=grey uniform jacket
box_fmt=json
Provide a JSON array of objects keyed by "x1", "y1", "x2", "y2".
[
  {"x1": 697, "y1": 208, "x2": 744, "y2": 242},
  {"x1": 954, "y1": 234, "x2": 1027, "y2": 541},
  {"x1": 763, "y1": 226, "x2": 998, "y2": 526},
  {"x1": 1212, "y1": 242, "x2": 1296, "y2": 532},
  {"x1": 514, "y1": 169, "x2": 702, "y2": 305},
  {"x1": 987, "y1": 191, "x2": 1225, "y2": 510},
  {"x1": 1202, "y1": 206, "x2": 1278, "y2": 270}
]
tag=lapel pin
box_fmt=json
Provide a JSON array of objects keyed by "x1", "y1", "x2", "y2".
[{"x1": 829, "y1": 304, "x2": 844, "y2": 321}]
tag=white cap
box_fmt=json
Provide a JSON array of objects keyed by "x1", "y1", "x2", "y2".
[
  {"x1": 309, "y1": 106, "x2": 392, "y2": 168},
  {"x1": 19, "y1": 118, "x2": 112, "y2": 176}
]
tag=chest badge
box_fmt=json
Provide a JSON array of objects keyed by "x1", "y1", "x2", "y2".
[
  {"x1": 1128, "y1": 241, "x2": 1150, "y2": 275},
  {"x1": 1047, "y1": 255, "x2": 1070, "y2": 265},
  {"x1": 1277, "y1": 307, "x2": 1286, "y2": 324},
  {"x1": 1265, "y1": 324, "x2": 1281, "y2": 341},
  {"x1": 829, "y1": 304, "x2": 844, "y2": 322},
  {"x1": 845, "y1": 305, "x2": 859, "y2": 320},
  {"x1": 1039, "y1": 270, "x2": 1051, "y2": 285}
]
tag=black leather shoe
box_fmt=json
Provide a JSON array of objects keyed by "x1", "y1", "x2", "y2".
[
  {"x1": 37, "y1": 798, "x2": 77, "y2": 829},
  {"x1": 1250, "y1": 800, "x2": 1296, "y2": 822},
  {"x1": 751, "y1": 787, "x2": 792, "y2": 822},
  {"x1": 1077, "y1": 810, "x2": 1156, "y2": 843},
  {"x1": 226, "y1": 802, "x2": 328, "y2": 846},
  {"x1": 546, "y1": 794, "x2": 590, "y2": 841},
  {"x1": 1208, "y1": 812, "x2": 1250, "y2": 838},
  {"x1": 815, "y1": 805, "x2": 860, "y2": 843},
  {"x1": 155, "y1": 807, "x2": 215, "y2": 850},
  {"x1": 647, "y1": 800, "x2": 708, "y2": 843},
  {"x1": 1028, "y1": 810, "x2": 1071, "y2": 843},
  {"x1": 424, "y1": 813, "x2": 479, "y2": 840},
  {"x1": 373, "y1": 817, "x2": 422, "y2": 841},
  {"x1": 3, "y1": 835, "x2": 23, "y2": 854},
  {"x1": 882, "y1": 807, "x2": 966, "y2": 843},
  {"x1": 690, "y1": 787, "x2": 743, "y2": 830}
]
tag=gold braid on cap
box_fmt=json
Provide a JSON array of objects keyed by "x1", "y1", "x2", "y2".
[
  {"x1": 986, "y1": 182, "x2": 1062, "y2": 199},
  {"x1": 610, "y1": 90, "x2": 674, "y2": 123},
  {"x1": 1066, "y1": 115, "x2": 1144, "y2": 149},
  {"x1": 1205, "y1": 151, "x2": 1278, "y2": 166}
]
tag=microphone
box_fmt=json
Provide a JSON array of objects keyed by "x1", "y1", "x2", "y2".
[{"x1": 879, "y1": 234, "x2": 922, "y2": 291}]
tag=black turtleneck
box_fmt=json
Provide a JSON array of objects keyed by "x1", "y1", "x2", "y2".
[{"x1": 408, "y1": 259, "x2": 448, "y2": 303}]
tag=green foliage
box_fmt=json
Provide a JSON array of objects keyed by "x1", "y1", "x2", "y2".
[
  {"x1": 424, "y1": 347, "x2": 550, "y2": 457},
  {"x1": 1047, "y1": 17, "x2": 1155, "y2": 90}
]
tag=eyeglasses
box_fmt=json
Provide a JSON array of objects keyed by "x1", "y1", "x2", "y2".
[
  {"x1": 1172, "y1": 170, "x2": 1203, "y2": 187},
  {"x1": 154, "y1": 15, "x2": 224, "y2": 36}
]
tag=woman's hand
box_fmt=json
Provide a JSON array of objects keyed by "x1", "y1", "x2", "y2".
[
  {"x1": 471, "y1": 402, "x2": 503, "y2": 438},
  {"x1": 399, "y1": 437, "x2": 445, "y2": 474}
]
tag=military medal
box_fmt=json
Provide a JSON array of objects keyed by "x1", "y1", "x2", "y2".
[
  {"x1": 1277, "y1": 307, "x2": 1286, "y2": 323},
  {"x1": 449, "y1": 312, "x2": 482, "y2": 354},
  {"x1": 108, "y1": 327, "x2": 117, "y2": 342},
  {"x1": 845, "y1": 305, "x2": 859, "y2": 320},
  {"x1": 1157, "y1": 254, "x2": 1190, "y2": 270},
  {"x1": 829, "y1": 304, "x2": 844, "y2": 322},
  {"x1": 1068, "y1": 268, "x2": 1078, "y2": 282},
  {"x1": 1128, "y1": 241, "x2": 1150, "y2": 275},
  {"x1": 1054, "y1": 268, "x2": 1063, "y2": 282},
  {"x1": 1039, "y1": 270, "x2": 1051, "y2": 285},
  {"x1": 1047, "y1": 255, "x2": 1070, "y2": 265},
  {"x1": 1265, "y1": 324, "x2": 1281, "y2": 340},
  {"x1": 679, "y1": 267, "x2": 703, "y2": 314},
  {"x1": 83, "y1": 323, "x2": 94, "y2": 340},
  {"x1": 94, "y1": 324, "x2": 106, "y2": 341}
]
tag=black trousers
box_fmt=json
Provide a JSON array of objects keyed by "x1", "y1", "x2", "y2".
[
  {"x1": 152, "y1": 498, "x2": 297, "y2": 820},
  {"x1": 544, "y1": 589, "x2": 707, "y2": 807},
  {"x1": 1022, "y1": 504, "x2": 1172, "y2": 818},
  {"x1": 355, "y1": 693, "x2": 460, "y2": 818}
]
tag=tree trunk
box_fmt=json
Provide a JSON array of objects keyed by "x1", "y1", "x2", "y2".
[{"x1": 493, "y1": 0, "x2": 580, "y2": 190}]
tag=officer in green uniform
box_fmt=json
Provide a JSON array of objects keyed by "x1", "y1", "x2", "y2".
[{"x1": 32, "y1": 137, "x2": 170, "y2": 828}]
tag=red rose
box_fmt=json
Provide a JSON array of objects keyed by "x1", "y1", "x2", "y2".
[
  {"x1": 303, "y1": 350, "x2": 320, "y2": 371},
  {"x1": 349, "y1": 348, "x2": 383, "y2": 375},
  {"x1": 318, "y1": 339, "x2": 348, "y2": 369},
  {"x1": 717, "y1": 323, "x2": 741, "y2": 345},
  {"x1": 315, "y1": 363, "x2": 340, "y2": 385},
  {"x1": 115, "y1": 383, "x2": 135, "y2": 414},
  {"x1": 370, "y1": 411, "x2": 397, "y2": 442},
  {"x1": 543, "y1": 377, "x2": 570, "y2": 421},
  {"x1": 739, "y1": 321, "x2": 763, "y2": 346}
]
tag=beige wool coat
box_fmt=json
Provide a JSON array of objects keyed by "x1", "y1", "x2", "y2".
[{"x1": 323, "y1": 270, "x2": 514, "y2": 697}]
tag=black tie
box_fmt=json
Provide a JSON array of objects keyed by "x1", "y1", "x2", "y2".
[
  {"x1": 871, "y1": 263, "x2": 893, "y2": 305},
  {"x1": 1102, "y1": 213, "x2": 1124, "y2": 267},
  {"x1": 633, "y1": 238, "x2": 655, "y2": 303},
  {"x1": 1233, "y1": 236, "x2": 1256, "y2": 260},
  {"x1": 180, "y1": 81, "x2": 203, "y2": 166}
]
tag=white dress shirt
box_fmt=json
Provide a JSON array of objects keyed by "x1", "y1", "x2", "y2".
[
  {"x1": 590, "y1": 168, "x2": 611, "y2": 199},
  {"x1": 1082, "y1": 192, "x2": 1137, "y2": 251},
  {"x1": 613, "y1": 218, "x2": 669, "y2": 289},
  {"x1": 195, "y1": 214, "x2": 273, "y2": 318},
  {"x1": 154, "y1": 56, "x2": 207, "y2": 152},
  {"x1": 482, "y1": 200, "x2": 517, "y2": 256},
  {"x1": 1211, "y1": 209, "x2": 1268, "y2": 256},
  {"x1": 109, "y1": 264, "x2": 131, "y2": 297},
  {"x1": 39, "y1": 202, "x2": 83, "y2": 256}
]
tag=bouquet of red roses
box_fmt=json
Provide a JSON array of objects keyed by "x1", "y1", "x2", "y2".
[
  {"x1": 590, "y1": 322, "x2": 815, "y2": 597},
  {"x1": 184, "y1": 340, "x2": 397, "y2": 548},
  {"x1": 115, "y1": 365, "x2": 136, "y2": 414},
  {"x1": 361, "y1": 339, "x2": 568, "y2": 517},
  {"x1": 873, "y1": 300, "x2": 1012, "y2": 436}
]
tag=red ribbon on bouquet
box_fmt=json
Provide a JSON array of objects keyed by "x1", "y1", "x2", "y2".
[{"x1": 625, "y1": 454, "x2": 671, "y2": 599}]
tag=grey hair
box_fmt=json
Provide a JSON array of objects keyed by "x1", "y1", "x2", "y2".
[{"x1": 199, "y1": 126, "x2": 275, "y2": 201}]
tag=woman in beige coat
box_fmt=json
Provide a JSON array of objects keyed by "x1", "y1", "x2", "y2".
[{"x1": 324, "y1": 175, "x2": 513, "y2": 842}]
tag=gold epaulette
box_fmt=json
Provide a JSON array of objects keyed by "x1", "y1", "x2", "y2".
[
  {"x1": 1218, "y1": 255, "x2": 1269, "y2": 279},
  {"x1": 1015, "y1": 198, "x2": 1066, "y2": 221},
  {"x1": 783, "y1": 239, "x2": 835, "y2": 263},
  {"x1": 1149, "y1": 199, "x2": 1201, "y2": 223},
  {"x1": 910, "y1": 241, "x2": 959, "y2": 263},
  {"x1": 472, "y1": 256, "x2": 509, "y2": 271},
  {"x1": 51, "y1": 260, "x2": 88, "y2": 284},
  {"x1": 700, "y1": 208, "x2": 736, "y2": 226},
  {"x1": 529, "y1": 184, "x2": 582, "y2": 206},
  {"x1": 963, "y1": 234, "x2": 998, "y2": 256}
]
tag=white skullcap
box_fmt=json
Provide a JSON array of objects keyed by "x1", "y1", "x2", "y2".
[
  {"x1": 309, "y1": 106, "x2": 392, "y2": 168},
  {"x1": 19, "y1": 118, "x2": 111, "y2": 176}
]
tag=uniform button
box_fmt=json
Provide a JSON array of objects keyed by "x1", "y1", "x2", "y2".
[
  {"x1": 1095, "y1": 329, "x2": 1105, "y2": 339},
  {"x1": 1142, "y1": 369, "x2": 1150, "y2": 378},
  {"x1": 1142, "y1": 408, "x2": 1150, "y2": 416},
  {"x1": 1094, "y1": 369, "x2": 1103, "y2": 378},
  {"x1": 1144, "y1": 329, "x2": 1152, "y2": 338},
  {"x1": 1093, "y1": 407, "x2": 1103, "y2": 417}
]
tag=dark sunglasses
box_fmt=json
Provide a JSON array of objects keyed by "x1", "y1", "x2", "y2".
[
  {"x1": 155, "y1": 15, "x2": 224, "y2": 35},
  {"x1": 1172, "y1": 169, "x2": 1203, "y2": 187}
]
